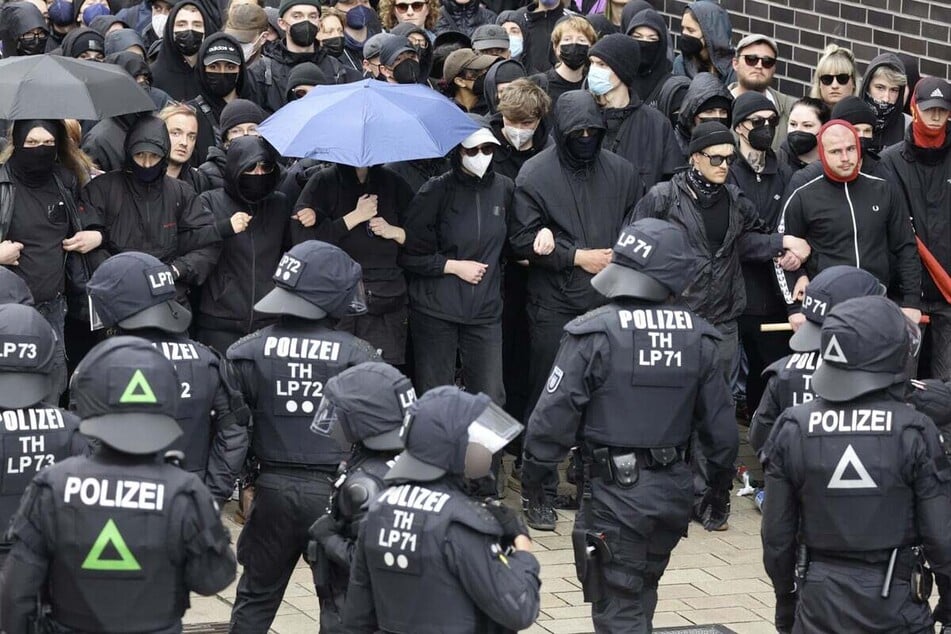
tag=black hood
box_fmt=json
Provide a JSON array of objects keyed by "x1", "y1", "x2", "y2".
[
  {"x1": 104, "y1": 27, "x2": 146, "y2": 56},
  {"x1": 107, "y1": 50, "x2": 152, "y2": 82},
  {"x1": 861, "y1": 52, "x2": 908, "y2": 135},
  {"x1": 553, "y1": 90, "x2": 606, "y2": 170},
  {"x1": 155, "y1": 0, "x2": 209, "y2": 72},
  {"x1": 677, "y1": 71, "x2": 732, "y2": 137},
  {"x1": 655, "y1": 74, "x2": 689, "y2": 126},
  {"x1": 626, "y1": 8, "x2": 671, "y2": 102},
  {"x1": 60, "y1": 26, "x2": 104, "y2": 58},
  {"x1": 390, "y1": 22, "x2": 433, "y2": 81},
  {"x1": 224, "y1": 135, "x2": 278, "y2": 204},
  {"x1": 195, "y1": 32, "x2": 247, "y2": 105},
  {"x1": 1, "y1": 2, "x2": 49, "y2": 57},
  {"x1": 123, "y1": 114, "x2": 171, "y2": 164},
  {"x1": 619, "y1": 0, "x2": 652, "y2": 37},
  {"x1": 483, "y1": 59, "x2": 526, "y2": 114},
  {"x1": 678, "y1": 1, "x2": 735, "y2": 83}
]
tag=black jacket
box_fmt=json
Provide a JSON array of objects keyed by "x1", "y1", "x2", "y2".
[
  {"x1": 626, "y1": 8, "x2": 674, "y2": 107},
  {"x1": 197, "y1": 137, "x2": 291, "y2": 334},
  {"x1": 0, "y1": 2, "x2": 47, "y2": 58},
  {"x1": 879, "y1": 127, "x2": 951, "y2": 304},
  {"x1": 247, "y1": 40, "x2": 354, "y2": 114},
  {"x1": 674, "y1": 72, "x2": 733, "y2": 156},
  {"x1": 381, "y1": 158, "x2": 450, "y2": 195},
  {"x1": 150, "y1": 1, "x2": 208, "y2": 102},
  {"x1": 631, "y1": 172, "x2": 784, "y2": 324},
  {"x1": 512, "y1": 3, "x2": 566, "y2": 74},
  {"x1": 81, "y1": 115, "x2": 136, "y2": 174},
  {"x1": 198, "y1": 145, "x2": 228, "y2": 191},
  {"x1": 509, "y1": 90, "x2": 642, "y2": 314},
  {"x1": 400, "y1": 156, "x2": 514, "y2": 324},
  {"x1": 435, "y1": 0, "x2": 498, "y2": 36},
  {"x1": 602, "y1": 88, "x2": 683, "y2": 190},
  {"x1": 488, "y1": 112, "x2": 552, "y2": 181}
]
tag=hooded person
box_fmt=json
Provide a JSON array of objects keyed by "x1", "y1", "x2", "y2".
[
  {"x1": 674, "y1": 71, "x2": 733, "y2": 155},
  {"x1": 58, "y1": 25, "x2": 105, "y2": 60},
  {"x1": 88, "y1": 14, "x2": 128, "y2": 35},
  {"x1": 107, "y1": 49, "x2": 172, "y2": 108},
  {"x1": 625, "y1": 8, "x2": 673, "y2": 109},
  {"x1": 194, "y1": 135, "x2": 290, "y2": 353},
  {"x1": 587, "y1": 33, "x2": 682, "y2": 190},
  {"x1": 104, "y1": 26, "x2": 146, "y2": 56},
  {"x1": 860, "y1": 52, "x2": 911, "y2": 152},
  {"x1": 672, "y1": 0, "x2": 735, "y2": 86},
  {"x1": 435, "y1": 0, "x2": 498, "y2": 38},
  {"x1": 198, "y1": 99, "x2": 270, "y2": 192},
  {"x1": 0, "y1": 2, "x2": 50, "y2": 57},
  {"x1": 489, "y1": 76, "x2": 552, "y2": 180},
  {"x1": 482, "y1": 57, "x2": 526, "y2": 114},
  {"x1": 510, "y1": 0, "x2": 569, "y2": 74},
  {"x1": 655, "y1": 73, "x2": 690, "y2": 129},
  {"x1": 150, "y1": 0, "x2": 209, "y2": 102}
]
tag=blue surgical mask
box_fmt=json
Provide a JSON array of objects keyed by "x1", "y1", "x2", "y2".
[
  {"x1": 587, "y1": 65, "x2": 615, "y2": 96},
  {"x1": 508, "y1": 35, "x2": 523, "y2": 58}
]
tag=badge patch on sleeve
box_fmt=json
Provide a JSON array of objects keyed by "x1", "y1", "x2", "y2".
[{"x1": 546, "y1": 366, "x2": 564, "y2": 393}]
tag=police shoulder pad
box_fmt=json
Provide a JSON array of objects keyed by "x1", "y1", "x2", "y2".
[
  {"x1": 761, "y1": 356, "x2": 788, "y2": 380},
  {"x1": 226, "y1": 329, "x2": 267, "y2": 361},
  {"x1": 692, "y1": 313, "x2": 722, "y2": 341},
  {"x1": 564, "y1": 305, "x2": 614, "y2": 336},
  {"x1": 451, "y1": 496, "x2": 504, "y2": 537}
]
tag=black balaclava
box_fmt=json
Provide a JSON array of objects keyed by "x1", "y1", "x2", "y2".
[{"x1": 9, "y1": 120, "x2": 60, "y2": 188}]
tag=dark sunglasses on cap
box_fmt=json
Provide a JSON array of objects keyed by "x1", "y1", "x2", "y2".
[
  {"x1": 394, "y1": 1, "x2": 425, "y2": 12},
  {"x1": 747, "y1": 115, "x2": 779, "y2": 128},
  {"x1": 741, "y1": 54, "x2": 776, "y2": 69},
  {"x1": 700, "y1": 151, "x2": 736, "y2": 167},
  {"x1": 819, "y1": 73, "x2": 851, "y2": 86},
  {"x1": 461, "y1": 144, "x2": 496, "y2": 156}
]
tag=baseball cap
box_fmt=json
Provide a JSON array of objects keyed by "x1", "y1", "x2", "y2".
[
  {"x1": 255, "y1": 241, "x2": 366, "y2": 320},
  {"x1": 460, "y1": 126, "x2": 500, "y2": 149},
  {"x1": 811, "y1": 296, "x2": 919, "y2": 402},
  {"x1": 471, "y1": 24, "x2": 509, "y2": 51},
  {"x1": 379, "y1": 35, "x2": 415, "y2": 68},
  {"x1": 592, "y1": 219, "x2": 698, "y2": 301},
  {"x1": 0, "y1": 268, "x2": 34, "y2": 306},
  {"x1": 0, "y1": 304, "x2": 57, "y2": 409},
  {"x1": 789, "y1": 266, "x2": 885, "y2": 352},
  {"x1": 443, "y1": 48, "x2": 496, "y2": 82},
  {"x1": 914, "y1": 77, "x2": 951, "y2": 112},
  {"x1": 225, "y1": 3, "x2": 267, "y2": 42},
  {"x1": 311, "y1": 362, "x2": 415, "y2": 451},
  {"x1": 203, "y1": 38, "x2": 243, "y2": 65},
  {"x1": 71, "y1": 336, "x2": 182, "y2": 454},
  {"x1": 735, "y1": 33, "x2": 778, "y2": 57},
  {"x1": 363, "y1": 33, "x2": 391, "y2": 61}
]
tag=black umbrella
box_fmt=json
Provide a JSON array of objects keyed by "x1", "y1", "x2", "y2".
[{"x1": 0, "y1": 55, "x2": 154, "y2": 120}]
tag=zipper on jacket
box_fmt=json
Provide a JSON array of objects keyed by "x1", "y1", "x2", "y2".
[
  {"x1": 474, "y1": 189, "x2": 481, "y2": 301},
  {"x1": 843, "y1": 181, "x2": 860, "y2": 267},
  {"x1": 248, "y1": 202, "x2": 257, "y2": 334}
]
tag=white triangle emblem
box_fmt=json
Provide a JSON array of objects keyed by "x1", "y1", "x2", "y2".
[
  {"x1": 824, "y1": 334, "x2": 848, "y2": 363},
  {"x1": 931, "y1": 88, "x2": 945, "y2": 98},
  {"x1": 827, "y1": 444, "x2": 877, "y2": 489}
]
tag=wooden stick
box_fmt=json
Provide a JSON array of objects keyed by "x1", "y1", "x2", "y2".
[{"x1": 760, "y1": 323, "x2": 793, "y2": 332}]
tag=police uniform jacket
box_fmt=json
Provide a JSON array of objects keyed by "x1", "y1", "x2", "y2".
[{"x1": 749, "y1": 350, "x2": 821, "y2": 454}]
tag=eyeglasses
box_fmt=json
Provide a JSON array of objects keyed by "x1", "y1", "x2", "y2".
[
  {"x1": 18, "y1": 31, "x2": 46, "y2": 43},
  {"x1": 741, "y1": 54, "x2": 776, "y2": 69},
  {"x1": 819, "y1": 73, "x2": 851, "y2": 86},
  {"x1": 700, "y1": 152, "x2": 735, "y2": 166},
  {"x1": 746, "y1": 115, "x2": 779, "y2": 128},
  {"x1": 568, "y1": 127, "x2": 597, "y2": 140},
  {"x1": 461, "y1": 144, "x2": 496, "y2": 156},
  {"x1": 394, "y1": 2, "x2": 425, "y2": 12}
]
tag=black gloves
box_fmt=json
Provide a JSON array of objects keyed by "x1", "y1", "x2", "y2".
[
  {"x1": 483, "y1": 500, "x2": 529, "y2": 543},
  {"x1": 309, "y1": 514, "x2": 343, "y2": 545},
  {"x1": 698, "y1": 486, "x2": 731, "y2": 531},
  {"x1": 774, "y1": 590, "x2": 797, "y2": 633}
]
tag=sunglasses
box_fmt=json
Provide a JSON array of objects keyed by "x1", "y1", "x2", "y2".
[
  {"x1": 567, "y1": 127, "x2": 597, "y2": 140},
  {"x1": 747, "y1": 115, "x2": 779, "y2": 128},
  {"x1": 741, "y1": 54, "x2": 776, "y2": 69},
  {"x1": 819, "y1": 73, "x2": 851, "y2": 86},
  {"x1": 394, "y1": 1, "x2": 425, "y2": 12},
  {"x1": 701, "y1": 151, "x2": 735, "y2": 166},
  {"x1": 461, "y1": 144, "x2": 496, "y2": 156}
]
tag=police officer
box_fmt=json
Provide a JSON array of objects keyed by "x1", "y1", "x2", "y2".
[
  {"x1": 227, "y1": 240, "x2": 381, "y2": 633},
  {"x1": 0, "y1": 304, "x2": 85, "y2": 570},
  {"x1": 343, "y1": 385, "x2": 541, "y2": 632},
  {"x1": 521, "y1": 218, "x2": 739, "y2": 632},
  {"x1": 761, "y1": 295, "x2": 951, "y2": 633},
  {"x1": 0, "y1": 267, "x2": 34, "y2": 306},
  {"x1": 86, "y1": 251, "x2": 250, "y2": 506},
  {"x1": 1, "y1": 336, "x2": 236, "y2": 633},
  {"x1": 306, "y1": 361, "x2": 416, "y2": 633},
  {"x1": 749, "y1": 265, "x2": 884, "y2": 454}
]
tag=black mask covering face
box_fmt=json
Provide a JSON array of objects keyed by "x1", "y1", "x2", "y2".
[
  {"x1": 205, "y1": 71, "x2": 239, "y2": 97},
  {"x1": 238, "y1": 171, "x2": 276, "y2": 202},
  {"x1": 786, "y1": 130, "x2": 818, "y2": 156},
  {"x1": 559, "y1": 43, "x2": 588, "y2": 71},
  {"x1": 17, "y1": 33, "x2": 49, "y2": 56},
  {"x1": 9, "y1": 145, "x2": 56, "y2": 186},
  {"x1": 393, "y1": 58, "x2": 421, "y2": 84},
  {"x1": 566, "y1": 133, "x2": 600, "y2": 162},
  {"x1": 859, "y1": 136, "x2": 881, "y2": 159},
  {"x1": 471, "y1": 72, "x2": 486, "y2": 97},
  {"x1": 289, "y1": 20, "x2": 318, "y2": 47},
  {"x1": 635, "y1": 40, "x2": 662, "y2": 74},
  {"x1": 747, "y1": 124, "x2": 775, "y2": 152},
  {"x1": 678, "y1": 34, "x2": 703, "y2": 58},
  {"x1": 173, "y1": 29, "x2": 203, "y2": 56},
  {"x1": 321, "y1": 36, "x2": 345, "y2": 57},
  {"x1": 131, "y1": 158, "x2": 167, "y2": 184}
]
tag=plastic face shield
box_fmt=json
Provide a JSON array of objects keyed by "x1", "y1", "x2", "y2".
[
  {"x1": 467, "y1": 401, "x2": 524, "y2": 454},
  {"x1": 310, "y1": 397, "x2": 350, "y2": 447}
]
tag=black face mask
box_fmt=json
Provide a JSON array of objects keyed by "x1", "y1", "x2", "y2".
[
  {"x1": 173, "y1": 29, "x2": 203, "y2": 56},
  {"x1": 635, "y1": 40, "x2": 663, "y2": 73},
  {"x1": 747, "y1": 124, "x2": 775, "y2": 152},
  {"x1": 566, "y1": 134, "x2": 600, "y2": 162},
  {"x1": 471, "y1": 73, "x2": 486, "y2": 97},
  {"x1": 860, "y1": 136, "x2": 881, "y2": 159},
  {"x1": 678, "y1": 34, "x2": 703, "y2": 58},
  {"x1": 288, "y1": 20, "x2": 318, "y2": 47},
  {"x1": 392, "y1": 58, "x2": 421, "y2": 84},
  {"x1": 238, "y1": 171, "x2": 276, "y2": 202},
  {"x1": 786, "y1": 130, "x2": 818, "y2": 156},
  {"x1": 131, "y1": 158, "x2": 167, "y2": 183},
  {"x1": 9, "y1": 145, "x2": 56, "y2": 185},
  {"x1": 17, "y1": 34, "x2": 49, "y2": 56},
  {"x1": 205, "y1": 71, "x2": 239, "y2": 97},
  {"x1": 321, "y1": 36, "x2": 345, "y2": 57},
  {"x1": 559, "y1": 43, "x2": 588, "y2": 71}
]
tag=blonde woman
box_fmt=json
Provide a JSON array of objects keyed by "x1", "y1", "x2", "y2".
[{"x1": 809, "y1": 43, "x2": 857, "y2": 109}]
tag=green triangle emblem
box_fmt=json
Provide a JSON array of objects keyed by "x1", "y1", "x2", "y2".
[
  {"x1": 82, "y1": 518, "x2": 141, "y2": 571},
  {"x1": 119, "y1": 369, "x2": 157, "y2": 404}
]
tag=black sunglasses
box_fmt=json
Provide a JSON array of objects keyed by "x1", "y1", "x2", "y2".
[
  {"x1": 747, "y1": 115, "x2": 779, "y2": 128},
  {"x1": 461, "y1": 144, "x2": 496, "y2": 156},
  {"x1": 741, "y1": 54, "x2": 776, "y2": 69},
  {"x1": 701, "y1": 151, "x2": 736, "y2": 166},
  {"x1": 819, "y1": 73, "x2": 851, "y2": 86},
  {"x1": 394, "y1": 1, "x2": 425, "y2": 11}
]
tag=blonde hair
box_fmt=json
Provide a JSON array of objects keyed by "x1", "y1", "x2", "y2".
[
  {"x1": 379, "y1": 0, "x2": 439, "y2": 31},
  {"x1": 498, "y1": 78, "x2": 552, "y2": 122},
  {"x1": 157, "y1": 102, "x2": 199, "y2": 123},
  {"x1": 320, "y1": 6, "x2": 346, "y2": 28},
  {"x1": 0, "y1": 120, "x2": 95, "y2": 185},
  {"x1": 809, "y1": 44, "x2": 857, "y2": 101},
  {"x1": 550, "y1": 16, "x2": 597, "y2": 49}
]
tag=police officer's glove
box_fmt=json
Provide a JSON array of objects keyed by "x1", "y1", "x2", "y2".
[
  {"x1": 698, "y1": 486, "x2": 731, "y2": 532},
  {"x1": 484, "y1": 500, "x2": 529, "y2": 545},
  {"x1": 774, "y1": 590, "x2": 797, "y2": 633},
  {"x1": 309, "y1": 514, "x2": 344, "y2": 546}
]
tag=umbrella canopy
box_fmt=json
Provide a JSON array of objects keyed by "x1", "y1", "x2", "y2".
[
  {"x1": 259, "y1": 79, "x2": 481, "y2": 167},
  {"x1": 0, "y1": 55, "x2": 155, "y2": 120}
]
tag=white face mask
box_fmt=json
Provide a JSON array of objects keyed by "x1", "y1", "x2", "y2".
[
  {"x1": 461, "y1": 152, "x2": 493, "y2": 178},
  {"x1": 241, "y1": 41, "x2": 258, "y2": 61},
  {"x1": 151, "y1": 13, "x2": 168, "y2": 35},
  {"x1": 502, "y1": 125, "x2": 535, "y2": 150}
]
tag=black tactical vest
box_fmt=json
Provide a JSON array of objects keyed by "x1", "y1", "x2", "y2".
[
  {"x1": 788, "y1": 396, "x2": 918, "y2": 552},
  {"x1": 573, "y1": 304, "x2": 712, "y2": 448},
  {"x1": 229, "y1": 321, "x2": 375, "y2": 467},
  {"x1": 763, "y1": 351, "x2": 822, "y2": 412},
  {"x1": 44, "y1": 457, "x2": 196, "y2": 631},
  {"x1": 362, "y1": 480, "x2": 504, "y2": 632},
  {"x1": 0, "y1": 406, "x2": 80, "y2": 540}
]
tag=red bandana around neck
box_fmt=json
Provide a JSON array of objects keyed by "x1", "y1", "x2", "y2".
[
  {"x1": 911, "y1": 92, "x2": 948, "y2": 149},
  {"x1": 818, "y1": 119, "x2": 862, "y2": 183}
]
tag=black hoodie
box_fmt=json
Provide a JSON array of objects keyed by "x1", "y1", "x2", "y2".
[
  {"x1": 435, "y1": 0, "x2": 498, "y2": 37},
  {"x1": 672, "y1": 0, "x2": 735, "y2": 85},
  {"x1": 512, "y1": 2, "x2": 565, "y2": 74},
  {"x1": 625, "y1": 8, "x2": 673, "y2": 107},
  {"x1": 247, "y1": 39, "x2": 354, "y2": 114},
  {"x1": 150, "y1": 0, "x2": 209, "y2": 102},
  {"x1": 58, "y1": 26, "x2": 104, "y2": 58},
  {"x1": 488, "y1": 111, "x2": 552, "y2": 180},
  {"x1": 861, "y1": 52, "x2": 911, "y2": 151},
  {"x1": 0, "y1": 2, "x2": 49, "y2": 58},
  {"x1": 674, "y1": 71, "x2": 733, "y2": 155}
]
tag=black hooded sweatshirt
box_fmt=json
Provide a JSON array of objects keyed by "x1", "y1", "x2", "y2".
[
  {"x1": 508, "y1": 90, "x2": 642, "y2": 314},
  {"x1": 672, "y1": 0, "x2": 735, "y2": 85},
  {"x1": 247, "y1": 39, "x2": 353, "y2": 114},
  {"x1": 488, "y1": 111, "x2": 552, "y2": 181},
  {"x1": 0, "y1": 2, "x2": 49, "y2": 58},
  {"x1": 150, "y1": 0, "x2": 209, "y2": 102},
  {"x1": 512, "y1": 2, "x2": 566, "y2": 74},
  {"x1": 625, "y1": 8, "x2": 673, "y2": 108},
  {"x1": 197, "y1": 136, "x2": 291, "y2": 335},
  {"x1": 674, "y1": 72, "x2": 733, "y2": 155},
  {"x1": 58, "y1": 26, "x2": 104, "y2": 58},
  {"x1": 861, "y1": 53, "x2": 911, "y2": 151}
]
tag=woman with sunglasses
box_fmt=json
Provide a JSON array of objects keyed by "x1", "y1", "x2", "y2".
[
  {"x1": 809, "y1": 44, "x2": 857, "y2": 110},
  {"x1": 379, "y1": 0, "x2": 440, "y2": 38}
]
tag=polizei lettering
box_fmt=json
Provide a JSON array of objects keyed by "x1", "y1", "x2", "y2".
[
  {"x1": 379, "y1": 484, "x2": 450, "y2": 513},
  {"x1": 807, "y1": 409, "x2": 893, "y2": 434},
  {"x1": 2, "y1": 408, "x2": 65, "y2": 432},
  {"x1": 155, "y1": 341, "x2": 199, "y2": 361},
  {"x1": 263, "y1": 336, "x2": 341, "y2": 361},
  {"x1": 618, "y1": 309, "x2": 693, "y2": 330},
  {"x1": 63, "y1": 477, "x2": 165, "y2": 511}
]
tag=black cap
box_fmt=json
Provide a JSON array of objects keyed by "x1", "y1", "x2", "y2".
[
  {"x1": 87, "y1": 252, "x2": 191, "y2": 333},
  {"x1": 0, "y1": 304, "x2": 56, "y2": 409},
  {"x1": 789, "y1": 266, "x2": 885, "y2": 352},
  {"x1": 730, "y1": 91, "x2": 776, "y2": 128},
  {"x1": 255, "y1": 241, "x2": 364, "y2": 320},
  {"x1": 203, "y1": 38, "x2": 243, "y2": 65},
  {"x1": 688, "y1": 121, "x2": 735, "y2": 154},
  {"x1": 914, "y1": 76, "x2": 951, "y2": 111},
  {"x1": 811, "y1": 296, "x2": 918, "y2": 402},
  {"x1": 592, "y1": 219, "x2": 698, "y2": 301},
  {"x1": 379, "y1": 34, "x2": 415, "y2": 68},
  {"x1": 830, "y1": 96, "x2": 876, "y2": 128},
  {"x1": 0, "y1": 268, "x2": 34, "y2": 306},
  {"x1": 71, "y1": 336, "x2": 182, "y2": 454},
  {"x1": 471, "y1": 24, "x2": 509, "y2": 51},
  {"x1": 433, "y1": 30, "x2": 472, "y2": 50},
  {"x1": 218, "y1": 99, "x2": 266, "y2": 136},
  {"x1": 312, "y1": 362, "x2": 415, "y2": 451},
  {"x1": 385, "y1": 386, "x2": 489, "y2": 482}
]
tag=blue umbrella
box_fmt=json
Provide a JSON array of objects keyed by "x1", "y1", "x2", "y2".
[{"x1": 259, "y1": 79, "x2": 481, "y2": 167}]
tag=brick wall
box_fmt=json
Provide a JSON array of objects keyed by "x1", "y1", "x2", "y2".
[{"x1": 654, "y1": 0, "x2": 951, "y2": 98}]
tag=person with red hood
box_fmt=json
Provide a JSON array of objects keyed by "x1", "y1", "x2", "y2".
[{"x1": 778, "y1": 119, "x2": 921, "y2": 331}]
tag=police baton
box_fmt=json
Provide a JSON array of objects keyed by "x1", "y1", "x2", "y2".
[
  {"x1": 760, "y1": 315, "x2": 931, "y2": 332},
  {"x1": 881, "y1": 548, "x2": 898, "y2": 599}
]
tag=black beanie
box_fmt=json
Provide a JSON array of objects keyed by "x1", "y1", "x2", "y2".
[
  {"x1": 278, "y1": 0, "x2": 320, "y2": 17},
  {"x1": 219, "y1": 99, "x2": 266, "y2": 136},
  {"x1": 287, "y1": 62, "x2": 329, "y2": 90},
  {"x1": 588, "y1": 34, "x2": 640, "y2": 89},
  {"x1": 688, "y1": 121, "x2": 735, "y2": 155},
  {"x1": 831, "y1": 96, "x2": 876, "y2": 128},
  {"x1": 731, "y1": 91, "x2": 776, "y2": 128}
]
